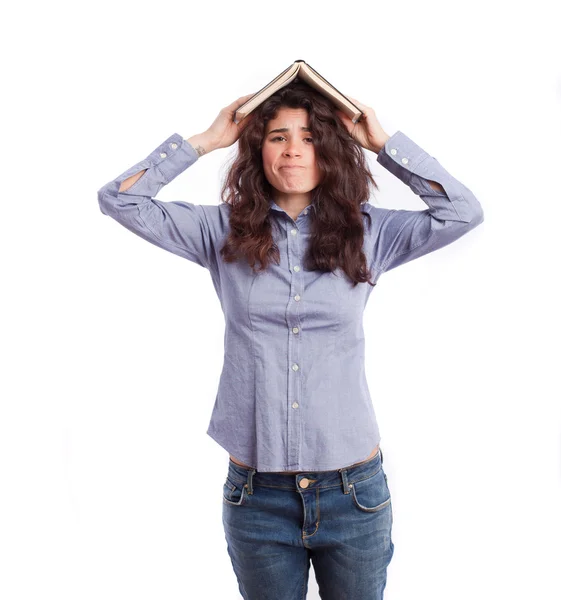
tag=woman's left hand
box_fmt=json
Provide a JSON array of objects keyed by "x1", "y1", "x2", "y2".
[{"x1": 335, "y1": 96, "x2": 391, "y2": 154}]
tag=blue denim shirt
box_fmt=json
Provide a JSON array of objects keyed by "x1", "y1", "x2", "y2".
[{"x1": 97, "y1": 131, "x2": 484, "y2": 472}]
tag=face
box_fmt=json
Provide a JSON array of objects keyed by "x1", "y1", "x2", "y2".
[{"x1": 262, "y1": 107, "x2": 322, "y2": 203}]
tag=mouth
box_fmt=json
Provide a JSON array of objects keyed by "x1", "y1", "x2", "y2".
[{"x1": 281, "y1": 166, "x2": 305, "y2": 170}]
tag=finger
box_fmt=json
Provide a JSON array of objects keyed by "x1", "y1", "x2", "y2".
[
  {"x1": 347, "y1": 96, "x2": 372, "y2": 112},
  {"x1": 347, "y1": 95, "x2": 362, "y2": 105},
  {"x1": 226, "y1": 94, "x2": 254, "y2": 112},
  {"x1": 234, "y1": 93, "x2": 255, "y2": 106}
]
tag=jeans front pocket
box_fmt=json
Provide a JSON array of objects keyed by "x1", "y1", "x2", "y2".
[
  {"x1": 350, "y1": 466, "x2": 391, "y2": 513},
  {"x1": 223, "y1": 477, "x2": 247, "y2": 506}
]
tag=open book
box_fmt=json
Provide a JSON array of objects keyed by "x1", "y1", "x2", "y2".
[{"x1": 234, "y1": 60, "x2": 364, "y2": 125}]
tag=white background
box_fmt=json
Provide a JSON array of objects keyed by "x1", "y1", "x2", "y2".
[{"x1": 2, "y1": 0, "x2": 560, "y2": 598}]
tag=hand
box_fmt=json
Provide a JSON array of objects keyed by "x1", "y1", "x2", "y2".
[
  {"x1": 204, "y1": 93, "x2": 256, "y2": 150},
  {"x1": 335, "y1": 96, "x2": 390, "y2": 153}
]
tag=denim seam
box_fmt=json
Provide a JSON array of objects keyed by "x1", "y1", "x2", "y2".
[
  {"x1": 302, "y1": 487, "x2": 321, "y2": 539},
  {"x1": 352, "y1": 493, "x2": 392, "y2": 513},
  {"x1": 226, "y1": 466, "x2": 383, "y2": 491}
]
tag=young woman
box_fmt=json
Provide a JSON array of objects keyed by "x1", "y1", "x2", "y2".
[{"x1": 98, "y1": 81, "x2": 484, "y2": 599}]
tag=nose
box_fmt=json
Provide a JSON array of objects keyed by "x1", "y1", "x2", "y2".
[{"x1": 283, "y1": 140, "x2": 303, "y2": 157}]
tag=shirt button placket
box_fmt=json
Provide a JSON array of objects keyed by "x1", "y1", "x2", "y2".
[{"x1": 287, "y1": 221, "x2": 302, "y2": 468}]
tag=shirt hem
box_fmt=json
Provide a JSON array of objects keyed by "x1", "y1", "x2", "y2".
[{"x1": 207, "y1": 428, "x2": 382, "y2": 473}]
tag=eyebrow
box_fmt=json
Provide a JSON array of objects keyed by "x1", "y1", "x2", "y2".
[{"x1": 267, "y1": 126, "x2": 312, "y2": 135}]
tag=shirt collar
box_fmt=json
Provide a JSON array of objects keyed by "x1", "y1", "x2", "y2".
[{"x1": 268, "y1": 198, "x2": 316, "y2": 214}]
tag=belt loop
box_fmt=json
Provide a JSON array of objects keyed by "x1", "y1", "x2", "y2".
[
  {"x1": 246, "y1": 468, "x2": 256, "y2": 495},
  {"x1": 338, "y1": 467, "x2": 351, "y2": 494}
]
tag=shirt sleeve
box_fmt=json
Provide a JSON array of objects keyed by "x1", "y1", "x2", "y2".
[
  {"x1": 370, "y1": 130, "x2": 484, "y2": 275},
  {"x1": 97, "y1": 133, "x2": 217, "y2": 271}
]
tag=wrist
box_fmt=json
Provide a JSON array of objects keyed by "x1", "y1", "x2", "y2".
[
  {"x1": 372, "y1": 132, "x2": 391, "y2": 154},
  {"x1": 185, "y1": 132, "x2": 217, "y2": 156}
]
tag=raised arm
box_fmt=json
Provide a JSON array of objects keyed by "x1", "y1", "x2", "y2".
[
  {"x1": 117, "y1": 132, "x2": 212, "y2": 193},
  {"x1": 368, "y1": 131, "x2": 484, "y2": 275},
  {"x1": 97, "y1": 94, "x2": 256, "y2": 270},
  {"x1": 97, "y1": 132, "x2": 220, "y2": 269}
]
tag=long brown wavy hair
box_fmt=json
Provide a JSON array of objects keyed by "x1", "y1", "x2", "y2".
[{"x1": 219, "y1": 80, "x2": 379, "y2": 287}]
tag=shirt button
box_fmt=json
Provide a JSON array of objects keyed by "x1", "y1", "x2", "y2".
[
  {"x1": 401, "y1": 157, "x2": 409, "y2": 164},
  {"x1": 170, "y1": 142, "x2": 178, "y2": 150},
  {"x1": 293, "y1": 265, "x2": 300, "y2": 272},
  {"x1": 291, "y1": 229, "x2": 297, "y2": 235},
  {"x1": 292, "y1": 402, "x2": 299, "y2": 409},
  {"x1": 292, "y1": 363, "x2": 299, "y2": 371},
  {"x1": 160, "y1": 152, "x2": 167, "y2": 158},
  {"x1": 390, "y1": 148, "x2": 397, "y2": 155},
  {"x1": 292, "y1": 327, "x2": 299, "y2": 334},
  {"x1": 294, "y1": 295, "x2": 301, "y2": 301}
]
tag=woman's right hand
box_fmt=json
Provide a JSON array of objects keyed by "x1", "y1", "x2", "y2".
[{"x1": 203, "y1": 93, "x2": 256, "y2": 151}]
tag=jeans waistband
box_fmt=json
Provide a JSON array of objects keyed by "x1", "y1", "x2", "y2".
[{"x1": 226, "y1": 447, "x2": 385, "y2": 495}]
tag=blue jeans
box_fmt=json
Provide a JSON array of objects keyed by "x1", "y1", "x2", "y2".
[{"x1": 222, "y1": 447, "x2": 394, "y2": 599}]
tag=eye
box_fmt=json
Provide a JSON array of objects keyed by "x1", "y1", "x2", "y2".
[{"x1": 271, "y1": 136, "x2": 314, "y2": 143}]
